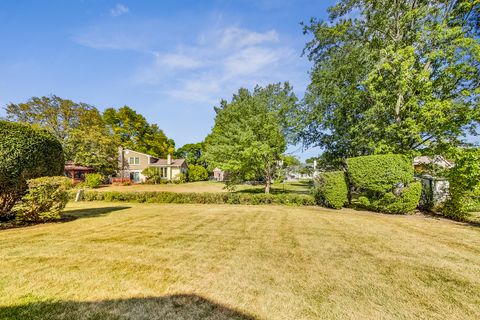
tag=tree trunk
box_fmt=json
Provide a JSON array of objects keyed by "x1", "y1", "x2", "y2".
[
  {"x1": 395, "y1": 93, "x2": 403, "y2": 124},
  {"x1": 265, "y1": 179, "x2": 271, "y2": 194}
]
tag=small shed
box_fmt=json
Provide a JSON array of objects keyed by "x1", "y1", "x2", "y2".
[{"x1": 64, "y1": 161, "x2": 95, "y2": 183}]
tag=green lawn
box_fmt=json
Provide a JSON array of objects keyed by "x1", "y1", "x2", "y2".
[
  {"x1": 96, "y1": 180, "x2": 312, "y2": 195},
  {"x1": 1, "y1": 202, "x2": 479, "y2": 319}
]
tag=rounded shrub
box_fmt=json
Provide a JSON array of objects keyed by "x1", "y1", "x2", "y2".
[
  {"x1": 346, "y1": 154, "x2": 413, "y2": 193},
  {"x1": 187, "y1": 165, "x2": 209, "y2": 182},
  {"x1": 13, "y1": 176, "x2": 72, "y2": 222},
  {"x1": 313, "y1": 171, "x2": 348, "y2": 209},
  {"x1": 84, "y1": 173, "x2": 104, "y2": 188},
  {"x1": 0, "y1": 121, "x2": 64, "y2": 219}
]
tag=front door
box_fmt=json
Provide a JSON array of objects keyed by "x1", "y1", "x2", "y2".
[{"x1": 130, "y1": 172, "x2": 140, "y2": 183}]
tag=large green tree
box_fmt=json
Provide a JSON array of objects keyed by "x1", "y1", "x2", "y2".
[
  {"x1": 175, "y1": 142, "x2": 206, "y2": 166},
  {"x1": 64, "y1": 126, "x2": 119, "y2": 176},
  {"x1": 298, "y1": 0, "x2": 479, "y2": 162},
  {"x1": 103, "y1": 106, "x2": 174, "y2": 158},
  {"x1": 204, "y1": 83, "x2": 297, "y2": 193},
  {"x1": 5, "y1": 95, "x2": 103, "y2": 145},
  {"x1": 4, "y1": 95, "x2": 115, "y2": 171}
]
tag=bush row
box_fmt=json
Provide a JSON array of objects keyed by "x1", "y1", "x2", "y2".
[{"x1": 71, "y1": 190, "x2": 316, "y2": 206}]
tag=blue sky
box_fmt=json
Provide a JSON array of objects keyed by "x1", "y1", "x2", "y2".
[{"x1": 0, "y1": 0, "x2": 333, "y2": 160}]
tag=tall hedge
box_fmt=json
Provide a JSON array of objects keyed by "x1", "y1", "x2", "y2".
[
  {"x1": 346, "y1": 154, "x2": 413, "y2": 193},
  {"x1": 313, "y1": 171, "x2": 348, "y2": 209},
  {"x1": 347, "y1": 154, "x2": 420, "y2": 214},
  {"x1": 0, "y1": 121, "x2": 64, "y2": 219}
]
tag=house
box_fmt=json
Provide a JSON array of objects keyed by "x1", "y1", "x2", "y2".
[
  {"x1": 413, "y1": 155, "x2": 454, "y2": 171},
  {"x1": 64, "y1": 161, "x2": 95, "y2": 183},
  {"x1": 117, "y1": 147, "x2": 188, "y2": 183},
  {"x1": 212, "y1": 168, "x2": 228, "y2": 181}
]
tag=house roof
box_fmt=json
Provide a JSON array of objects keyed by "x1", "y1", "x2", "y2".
[
  {"x1": 121, "y1": 147, "x2": 187, "y2": 167},
  {"x1": 64, "y1": 161, "x2": 95, "y2": 171},
  {"x1": 413, "y1": 155, "x2": 454, "y2": 169},
  {"x1": 150, "y1": 158, "x2": 186, "y2": 167}
]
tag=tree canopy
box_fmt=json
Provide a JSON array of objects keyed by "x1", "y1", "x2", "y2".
[
  {"x1": 297, "y1": 0, "x2": 479, "y2": 162},
  {"x1": 204, "y1": 83, "x2": 297, "y2": 193},
  {"x1": 175, "y1": 143, "x2": 206, "y2": 167},
  {"x1": 103, "y1": 106, "x2": 175, "y2": 158}
]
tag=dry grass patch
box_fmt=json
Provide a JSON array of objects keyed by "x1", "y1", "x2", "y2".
[{"x1": 0, "y1": 202, "x2": 479, "y2": 319}]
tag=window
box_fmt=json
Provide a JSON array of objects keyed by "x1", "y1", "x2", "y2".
[
  {"x1": 160, "y1": 167, "x2": 168, "y2": 178},
  {"x1": 129, "y1": 157, "x2": 140, "y2": 165}
]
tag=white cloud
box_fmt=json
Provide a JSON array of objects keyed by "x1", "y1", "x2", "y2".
[
  {"x1": 110, "y1": 4, "x2": 129, "y2": 17},
  {"x1": 218, "y1": 27, "x2": 279, "y2": 49},
  {"x1": 132, "y1": 25, "x2": 303, "y2": 104},
  {"x1": 155, "y1": 53, "x2": 203, "y2": 69}
]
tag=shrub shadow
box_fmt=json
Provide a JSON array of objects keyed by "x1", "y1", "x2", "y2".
[
  {"x1": 63, "y1": 206, "x2": 132, "y2": 219},
  {"x1": 0, "y1": 294, "x2": 256, "y2": 320}
]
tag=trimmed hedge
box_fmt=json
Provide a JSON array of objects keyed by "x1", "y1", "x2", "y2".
[
  {"x1": 313, "y1": 171, "x2": 348, "y2": 209},
  {"x1": 357, "y1": 181, "x2": 422, "y2": 214},
  {"x1": 346, "y1": 154, "x2": 413, "y2": 193},
  {"x1": 70, "y1": 190, "x2": 316, "y2": 206},
  {"x1": 0, "y1": 121, "x2": 64, "y2": 219}
]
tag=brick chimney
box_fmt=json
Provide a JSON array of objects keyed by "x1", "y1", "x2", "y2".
[{"x1": 167, "y1": 154, "x2": 172, "y2": 165}]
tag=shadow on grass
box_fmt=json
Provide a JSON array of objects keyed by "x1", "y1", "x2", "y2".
[
  {"x1": 63, "y1": 206, "x2": 131, "y2": 219},
  {"x1": 0, "y1": 294, "x2": 255, "y2": 320},
  {"x1": 0, "y1": 206, "x2": 131, "y2": 231}
]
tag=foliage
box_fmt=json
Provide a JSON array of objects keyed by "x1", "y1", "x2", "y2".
[
  {"x1": 13, "y1": 176, "x2": 72, "y2": 222},
  {"x1": 357, "y1": 181, "x2": 422, "y2": 214},
  {"x1": 72, "y1": 190, "x2": 316, "y2": 206},
  {"x1": 187, "y1": 164, "x2": 209, "y2": 182},
  {"x1": 178, "y1": 173, "x2": 188, "y2": 184},
  {"x1": 5, "y1": 95, "x2": 104, "y2": 146},
  {"x1": 282, "y1": 155, "x2": 301, "y2": 167},
  {"x1": 4, "y1": 95, "x2": 119, "y2": 175},
  {"x1": 346, "y1": 154, "x2": 421, "y2": 214},
  {"x1": 204, "y1": 83, "x2": 297, "y2": 193},
  {"x1": 346, "y1": 154, "x2": 414, "y2": 193},
  {"x1": 0, "y1": 121, "x2": 64, "y2": 219},
  {"x1": 297, "y1": 0, "x2": 480, "y2": 162},
  {"x1": 313, "y1": 171, "x2": 348, "y2": 209},
  {"x1": 65, "y1": 126, "x2": 118, "y2": 176},
  {"x1": 103, "y1": 106, "x2": 174, "y2": 158},
  {"x1": 84, "y1": 173, "x2": 104, "y2": 188},
  {"x1": 141, "y1": 167, "x2": 163, "y2": 184},
  {"x1": 175, "y1": 143, "x2": 206, "y2": 166},
  {"x1": 442, "y1": 148, "x2": 480, "y2": 220}
]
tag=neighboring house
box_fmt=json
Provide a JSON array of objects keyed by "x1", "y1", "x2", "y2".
[
  {"x1": 117, "y1": 147, "x2": 188, "y2": 183},
  {"x1": 212, "y1": 168, "x2": 228, "y2": 181},
  {"x1": 64, "y1": 161, "x2": 95, "y2": 183},
  {"x1": 284, "y1": 164, "x2": 315, "y2": 181},
  {"x1": 413, "y1": 155, "x2": 454, "y2": 171}
]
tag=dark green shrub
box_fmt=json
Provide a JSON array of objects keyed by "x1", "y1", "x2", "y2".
[
  {"x1": 187, "y1": 165, "x2": 209, "y2": 182},
  {"x1": 13, "y1": 176, "x2": 72, "y2": 222},
  {"x1": 313, "y1": 171, "x2": 348, "y2": 209},
  {"x1": 84, "y1": 173, "x2": 103, "y2": 188},
  {"x1": 0, "y1": 121, "x2": 64, "y2": 219},
  {"x1": 346, "y1": 154, "x2": 413, "y2": 193},
  {"x1": 363, "y1": 181, "x2": 422, "y2": 214}
]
